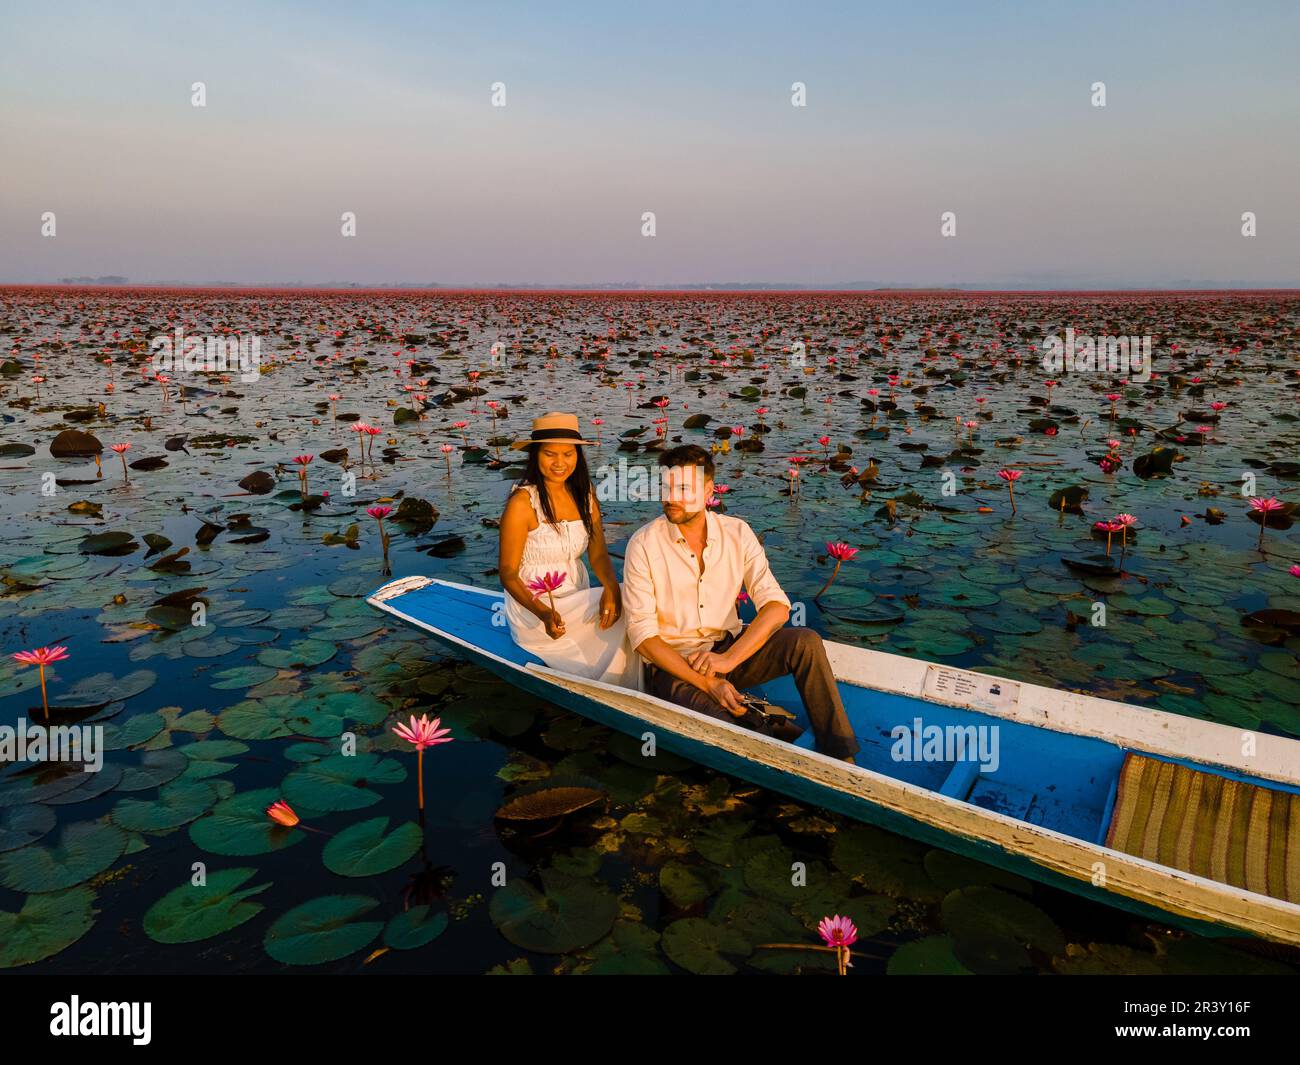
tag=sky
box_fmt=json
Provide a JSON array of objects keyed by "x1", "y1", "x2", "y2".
[{"x1": 1, "y1": 0, "x2": 1297, "y2": 287}]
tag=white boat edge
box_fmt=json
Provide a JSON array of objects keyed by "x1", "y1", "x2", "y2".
[{"x1": 367, "y1": 574, "x2": 1300, "y2": 945}]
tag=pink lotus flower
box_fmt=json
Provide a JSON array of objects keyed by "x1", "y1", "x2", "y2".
[
  {"x1": 1249, "y1": 496, "x2": 1285, "y2": 549},
  {"x1": 997, "y1": 468, "x2": 1021, "y2": 513},
  {"x1": 1095, "y1": 520, "x2": 1123, "y2": 556},
  {"x1": 818, "y1": 914, "x2": 858, "y2": 976},
  {"x1": 110, "y1": 442, "x2": 131, "y2": 484},
  {"x1": 526, "y1": 571, "x2": 566, "y2": 613},
  {"x1": 392, "y1": 713, "x2": 454, "y2": 810},
  {"x1": 1289, "y1": 565, "x2": 1300, "y2": 578},
  {"x1": 11, "y1": 645, "x2": 70, "y2": 720},
  {"x1": 816, "y1": 542, "x2": 858, "y2": 599},
  {"x1": 266, "y1": 800, "x2": 299, "y2": 827}
]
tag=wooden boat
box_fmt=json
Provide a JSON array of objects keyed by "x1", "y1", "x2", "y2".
[{"x1": 368, "y1": 575, "x2": 1300, "y2": 947}]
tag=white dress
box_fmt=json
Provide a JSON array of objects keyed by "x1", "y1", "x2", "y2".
[{"x1": 503, "y1": 482, "x2": 644, "y2": 691}]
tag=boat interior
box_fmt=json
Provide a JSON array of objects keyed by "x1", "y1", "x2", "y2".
[{"x1": 386, "y1": 580, "x2": 1300, "y2": 906}]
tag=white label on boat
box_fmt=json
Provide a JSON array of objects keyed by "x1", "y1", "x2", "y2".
[{"x1": 923, "y1": 665, "x2": 1020, "y2": 713}]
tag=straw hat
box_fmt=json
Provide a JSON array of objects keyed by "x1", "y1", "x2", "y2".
[{"x1": 510, "y1": 411, "x2": 598, "y2": 450}]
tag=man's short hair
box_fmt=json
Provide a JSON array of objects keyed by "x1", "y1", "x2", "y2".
[{"x1": 658, "y1": 444, "x2": 714, "y2": 481}]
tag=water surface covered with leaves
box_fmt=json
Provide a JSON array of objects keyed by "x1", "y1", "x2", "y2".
[{"x1": 1, "y1": 289, "x2": 1297, "y2": 974}]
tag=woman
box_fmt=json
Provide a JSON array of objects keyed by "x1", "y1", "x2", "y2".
[{"x1": 498, "y1": 412, "x2": 643, "y2": 691}]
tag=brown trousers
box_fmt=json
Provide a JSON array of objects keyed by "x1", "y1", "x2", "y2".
[{"x1": 643, "y1": 627, "x2": 860, "y2": 759}]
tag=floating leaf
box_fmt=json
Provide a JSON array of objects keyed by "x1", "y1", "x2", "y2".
[
  {"x1": 143, "y1": 867, "x2": 272, "y2": 944},
  {"x1": 489, "y1": 870, "x2": 618, "y2": 953},
  {"x1": 0, "y1": 820, "x2": 127, "y2": 892},
  {"x1": 282, "y1": 753, "x2": 405, "y2": 812},
  {"x1": 189, "y1": 787, "x2": 304, "y2": 856},
  {"x1": 263, "y1": 894, "x2": 383, "y2": 965},
  {"x1": 0, "y1": 887, "x2": 98, "y2": 968},
  {"x1": 383, "y1": 905, "x2": 449, "y2": 950},
  {"x1": 322, "y1": 816, "x2": 421, "y2": 877}
]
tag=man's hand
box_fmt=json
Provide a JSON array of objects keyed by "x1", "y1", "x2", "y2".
[
  {"x1": 701, "y1": 676, "x2": 746, "y2": 716},
  {"x1": 686, "y1": 649, "x2": 733, "y2": 677}
]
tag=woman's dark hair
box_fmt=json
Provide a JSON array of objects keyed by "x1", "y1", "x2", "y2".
[
  {"x1": 658, "y1": 443, "x2": 715, "y2": 480},
  {"x1": 520, "y1": 444, "x2": 595, "y2": 536}
]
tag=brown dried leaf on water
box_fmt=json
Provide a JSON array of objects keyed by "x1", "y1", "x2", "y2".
[{"x1": 495, "y1": 782, "x2": 607, "y2": 821}]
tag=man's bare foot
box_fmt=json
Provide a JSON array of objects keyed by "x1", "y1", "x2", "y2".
[{"x1": 839, "y1": 755, "x2": 856, "y2": 765}]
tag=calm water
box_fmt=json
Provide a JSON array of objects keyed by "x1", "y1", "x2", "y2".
[{"x1": 1, "y1": 289, "x2": 1297, "y2": 975}]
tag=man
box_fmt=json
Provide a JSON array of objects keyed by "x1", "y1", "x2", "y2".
[{"x1": 621, "y1": 444, "x2": 859, "y2": 763}]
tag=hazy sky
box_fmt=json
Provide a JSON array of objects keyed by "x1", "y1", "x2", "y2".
[{"x1": 2, "y1": 1, "x2": 1297, "y2": 286}]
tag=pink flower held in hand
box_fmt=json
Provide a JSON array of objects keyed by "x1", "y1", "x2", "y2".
[{"x1": 526, "y1": 571, "x2": 566, "y2": 615}]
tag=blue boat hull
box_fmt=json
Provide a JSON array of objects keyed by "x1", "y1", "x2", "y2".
[{"x1": 370, "y1": 577, "x2": 1285, "y2": 946}]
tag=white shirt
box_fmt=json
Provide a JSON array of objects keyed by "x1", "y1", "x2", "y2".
[{"x1": 621, "y1": 510, "x2": 792, "y2": 656}]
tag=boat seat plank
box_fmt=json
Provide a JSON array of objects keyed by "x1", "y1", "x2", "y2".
[{"x1": 1105, "y1": 753, "x2": 1300, "y2": 905}]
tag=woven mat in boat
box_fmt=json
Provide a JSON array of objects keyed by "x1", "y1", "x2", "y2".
[{"x1": 1105, "y1": 752, "x2": 1300, "y2": 904}]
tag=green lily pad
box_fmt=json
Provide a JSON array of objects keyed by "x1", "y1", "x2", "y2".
[
  {"x1": 661, "y1": 917, "x2": 753, "y2": 975},
  {"x1": 322, "y1": 816, "x2": 421, "y2": 877},
  {"x1": 384, "y1": 905, "x2": 449, "y2": 950},
  {"x1": 659, "y1": 861, "x2": 713, "y2": 908},
  {"x1": 886, "y1": 935, "x2": 974, "y2": 975},
  {"x1": 579, "y1": 922, "x2": 671, "y2": 975},
  {"x1": 263, "y1": 894, "x2": 383, "y2": 965},
  {"x1": 489, "y1": 869, "x2": 619, "y2": 954},
  {"x1": 0, "y1": 804, "x2": 57, "y2": 852},
  {"x1": 143, "y1": 867, "x2": 272, "y2": 944},
  {"x1": 283, "y1": 753, "x2": 406, "y2": 813},
  {"x1": 256, "y1": 639, "x2": 338, "y2": 670},
  {"x1": 111, "y1": 781, "x2": 222, "y2": 833},
  {"x1": 53, "y1": 669, "x2": 156, "y2": 709},
  {"x1": 940, "y1": 885, "x2": 1065, "y2": 956},
  {"x1": 189, "y1": 787, "x2": 304, "y2": 856},
  {"x1": 0, "y1": 819, "x2": 127, "y2": 892},
  {"x1": 0, "y1": 887, "x2": 98, "y2": 968},
  {"x1": 115, "y1": 749, "x2": 189, "y2": 792},
  {"x1": 209, "y1": 665, "x2": 281, "y2": 690}
]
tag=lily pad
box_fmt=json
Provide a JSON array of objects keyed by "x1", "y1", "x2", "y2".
[
  {"x1": 0, "y1": 804, "x2": 57, "y2": 852},
  {"x1": 282, "y1": 753, "x2": 405, "y2": 812},
  {"x1": 383, "y1": 905, "x2": 449, "y2": 950},
  {"x1": 263, "y1": 894, "x2": 383, "y2": 965},
  {"x1": 489, "y1": 869, "x2": 619, "y2": 954},
  {"x1": 0, "y1": 819, "x2": 127, "y2": 892},
  {"x1": 0, "y1": 887, "x2": 98, "y2": 968},
  {"x1": 322, "y1": 816, "x2": 421, "y2": 877},
  {"x1": 189, "y1": 787, "x2": 304, "y2": 856},
  {"x1": 143, "y1": 867, "x2": 272, "y2": 944}
]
